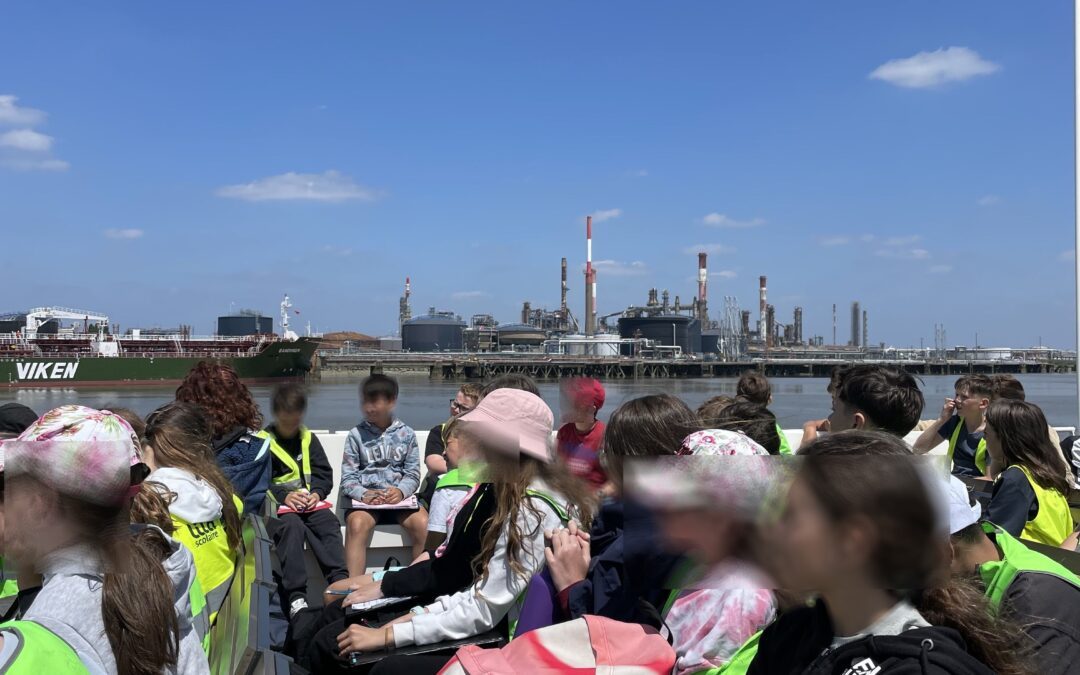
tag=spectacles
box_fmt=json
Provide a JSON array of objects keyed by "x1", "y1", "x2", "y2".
[{"x1": 450, "y1": 399, "x2": 474, "y2": 414}]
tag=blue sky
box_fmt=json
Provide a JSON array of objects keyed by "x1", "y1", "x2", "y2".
[{"x1": 1, "y1": 2, "x2": 1075, "y2": 348}]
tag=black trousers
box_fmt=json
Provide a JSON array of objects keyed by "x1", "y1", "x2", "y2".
[
  {"x1": 369, "y1": 654, "x2": 452, "y2": 675},
  {"x1": 270, "y1": 509, "x2": 348, "y2": 602}
]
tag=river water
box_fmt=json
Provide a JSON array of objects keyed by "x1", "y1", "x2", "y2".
[{"x1": 3, "y1": 374, "x2": 1078, "y2": 433}]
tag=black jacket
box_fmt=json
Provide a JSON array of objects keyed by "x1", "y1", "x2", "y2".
[
  {"x1": 747, "y1": 602, "x2": 995, "y2": 675},
  {"x1": 1001, "y1": 572, "x2": 1080, "y2": 675},
  {"x1": 381, "y1": 483, "x2": 497, "y2": 600},
  {"x1": 562, "y1": 499, "x2": 684, "y2": 626},
  {"x1": 265, "y1": 424, "x2": 335, "y2": 502}
]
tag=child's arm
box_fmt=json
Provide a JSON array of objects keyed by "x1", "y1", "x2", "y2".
[
  {"x1": 307, "y1": 434, "x2": 335, "y2": 501},
  {"x1": 340, "y1": 430, "x2": 369, "y2": 502},
  {"x1": 394, "y1": 429, "x2": 422, "y2": 498}
]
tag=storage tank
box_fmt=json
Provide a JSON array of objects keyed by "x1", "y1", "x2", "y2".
[
  {"x1": 700, "y1": 329, "x2": 721, "y2": 354},
  {"x1": 618, "y1": 315, "x2": 701, "y2": 355},
  {"x1": 217, "y1": 315, "x2": 272, "y2": 336},
  {"x1": 402, "y1": 313, "x2": 466, "y2": 352},
  {"x1": 496, "y1": 323, "x2": 547, "y2": 350}
]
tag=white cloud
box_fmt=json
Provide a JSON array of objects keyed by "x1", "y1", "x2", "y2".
[
  {"x1": 702, "y1": 213, "x2": 765, "y2": 228},
  {"x1": 683, "y1": 243, "x2": 735, "y2": 255},
  {"x1": 0, "y1": 129, "x2": 52, "y2": 152},
  {"x1": 977, "y1": 195, "x2": 1001, "y2": 207},
  {"x1": 589, "y1": 259, "x2": 648, "y2": 277},
  {"x1": 0, "y1": 96, "x2": 68, "y2": 172},
  {"x1": 859, "y1": 234, "x2": 876, "y2": 243},
  {"x1": 710, "y1": 270, "x2": 737, "y2": 279},
  {"x1": 0, "y1": 157, "x2": 69, "y2": 171},
  {"x1": 869, "y1": 47, "x2": 1000, "y2": 89},
  {"x1": 929, "y1": 264, "x2": 953, "y2": 274},
  {"x1": 321, "y1": 245, "x2": 354, "y2": 257},
  {"x1": 819, "y1": 236, "x2": 851, "y2": 247},
  {"x1": 883, "y1": 235, "x2": 922, "y2": 246},
  {"x1": 451, "y1": 290, "x2": 490, "y2": 300},
  {"x1": 876, "y1": 247, "x2": 930, "y2": 260},
  {"x1": 589, "y1": 208, "x2": 622, "y2": 223},
  {"x1": 1059, "y1": 250, "x2": 1075, "y2": 262},
  {"x1": 632, "y1": 169, "x2": 648, "y2": 177},
  {"x1": 0, "y1": 95, "x2": 46, "y2": 126},
  {"x1": 216, "y1": 170, "x2": 380, "y2": 202},
  {"x1": 103, "y1": 228, "x2": 144, "y2": 240}
]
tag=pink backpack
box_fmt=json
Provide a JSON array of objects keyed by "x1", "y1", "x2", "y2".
[{"x1": 438, "y1": 615, "x2": 676, "y2": 674}]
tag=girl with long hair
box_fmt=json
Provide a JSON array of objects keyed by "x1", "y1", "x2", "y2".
[
  {"x1": 332, "y1": 388, "x2": 594, "y2": 675},
  {"x1": 749, "y1": 430, "x2": 1031, "y2": 675},
  {"x1": 143, "y1": 401, "x2": 243, "y2": 621},
  {"x1": 985, "y1": 399, "x2": 1074, "y2": 546},
  {"x1": 1, "y1": 405, "x2": 208, "y2": 675},
  {"x1": 176, "y1": 361, "x2": 271, "y2": 514}
]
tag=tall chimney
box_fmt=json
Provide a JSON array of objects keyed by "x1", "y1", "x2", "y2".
[
  {"x1": 862, "y1": 310, "x2": 868, "y2": 349},
  {"x1": 697, "y1": 252, "x2": 708, "y2": 322},
  {"x1": 758, "y1": 276, "x2": 767, "y2": 341},
  {"x1": 832, "y1": 303, "x2": 837, "y2": 346},
  {"x1": 560, "y1": 257, "x2": 568, "y2": 316},
  {"x1": 584, "y1": 216, "x2": 596, "y2": 336}
]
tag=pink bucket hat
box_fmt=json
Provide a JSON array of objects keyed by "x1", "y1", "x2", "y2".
[
  {"x1": 459, "y1": 389, "x2": 555, "y2": 462},
  {"x1": 5, "y1": 405, "x2": 144, "y2": 505}
]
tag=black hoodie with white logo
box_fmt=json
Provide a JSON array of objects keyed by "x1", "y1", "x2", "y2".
[{"x1": 747, "y1": 602, "x2": 996, "y2": 675}]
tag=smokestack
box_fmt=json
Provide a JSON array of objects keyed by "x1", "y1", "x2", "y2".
[
  {"x1": 758, "y1": 276, "x2": 767, "y2": 341},
  {"x1": 766, "y1": 304, "x2": 775, "y2": 348},
  {"x1": 794, "y1": 306, "x2": 803, "y2": 345},
  {"x1": 850, "y1": 301, "x2": 861, "y2": 347},
  {"x1": 662, "y1": 290, "x2": 670, "y2": 313},
  {"x1": 862, "y1": 310, "x2": 868, "y2": 349},
  {"x1": 832, "y1": 303, "x2": 837, "y2": 346},
  {"x1": 585, "y1": 216, "x2": 596, "y2": 337},
  {"x1": 560, "y1": 257, "x2": 568, "y2": 315},
  {"x1": 398, "y1": 276, "x2": 413, "y2": 335},
  {"x1": 697, "y1": 252, "x2": 708, "y2": 322}
]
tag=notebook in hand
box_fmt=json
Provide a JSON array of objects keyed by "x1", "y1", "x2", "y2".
[
  {"x1": 350, "y1": 595, "x2": 414, "y2": 612},
  {"x1": 350, "y1": 494, "x2": 420, "y2": 510},
  {"x1": 276, "y1": 500, "x2": 334, "y2": 516}
]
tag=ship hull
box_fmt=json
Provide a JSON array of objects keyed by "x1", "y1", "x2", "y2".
[{"x1": 0, "y1": 339, "x2": 319, "y2": 388}]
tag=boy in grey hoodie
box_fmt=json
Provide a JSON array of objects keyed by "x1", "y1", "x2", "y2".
[{"x1": 341, "y1": 375, "x2": 428, "y2": 575}]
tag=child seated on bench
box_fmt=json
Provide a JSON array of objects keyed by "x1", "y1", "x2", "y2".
[
  {"x1": 264, "y1": 383, "x2": 348, "y2": 618},
  {"x1": 311, "y1": 389, "x2": 594, "y2": 675},
  {"x1": 341, "y1": 375, "x2": 427, "y2": 576}
]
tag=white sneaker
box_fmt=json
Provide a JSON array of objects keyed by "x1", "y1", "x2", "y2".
[{"x1": 289, "y1": 597, "x2": 309, "y2": 618}]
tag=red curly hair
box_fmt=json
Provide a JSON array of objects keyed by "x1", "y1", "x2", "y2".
[{"x1": 175, "y1": 362, "x2": 263, "y2": 437}]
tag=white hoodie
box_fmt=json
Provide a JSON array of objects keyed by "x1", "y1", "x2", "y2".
[
  {"x1": 148, "y1": 467, "x2": 225, "y2": 524},
  {"x1": 392, "y1": 480, "x2": 571, "y2": 647}
]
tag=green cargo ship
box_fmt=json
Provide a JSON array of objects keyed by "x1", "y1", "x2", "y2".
[{"x1": 1, "y1": 336, "x2": 320, "y2": 388}]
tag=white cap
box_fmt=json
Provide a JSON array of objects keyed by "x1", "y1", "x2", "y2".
[{"x1": 944, "y1": 475, "x2": 982, "y2": 534}]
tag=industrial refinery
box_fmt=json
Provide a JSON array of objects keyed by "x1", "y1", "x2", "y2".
[{"x1": 387, "y1": 215, "x2": 878, "y2": 361}]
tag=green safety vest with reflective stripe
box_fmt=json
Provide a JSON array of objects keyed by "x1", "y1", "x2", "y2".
[
  {"x1": 0, "y1": 557, "x2": 18, "y2": 600},
  {"x1": 435, "y1": 468, "x2": 472, "y2": 491},
  {"x1": 978, "y1": 521, "x2": 1080, "y2": 609},
  {"x1": 947, "y1": 420, "x2": 988, "y2": 475},
  {"x1": 172, "y1": 496, "x2": 242, "y2": 623},
  {"x1": 774, "y1": 423, "x2": 792, "y2": 456},
  {"x1": 0, "y1": 620, "x2": 90, "y2": 674},
  {"x1": 1006, "y1": 465, "x2": 1074, "y2": 547},
  {"x1": 266, "y1": 428, "x2": 314, "y2": 501},
  {"x1": 188, "y1": 574, "x2": 211, "y2": 655}
]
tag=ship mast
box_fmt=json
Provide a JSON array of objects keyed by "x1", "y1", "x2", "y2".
[{"x1": 280, "y1": 294, "x2": 299, "y2": 342}]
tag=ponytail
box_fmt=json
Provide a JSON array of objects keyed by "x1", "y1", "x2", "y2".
[
  {"x1": 916, "y1": 579, "x2": 1034, "y2": 675},
  {"x1": 101, "y1": 527, "x2": 180, "y2": 675}
]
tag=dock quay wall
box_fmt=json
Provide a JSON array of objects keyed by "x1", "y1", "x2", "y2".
[{"x1": 317, "y1": 353, "x2": 1075, "y2": 380}]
